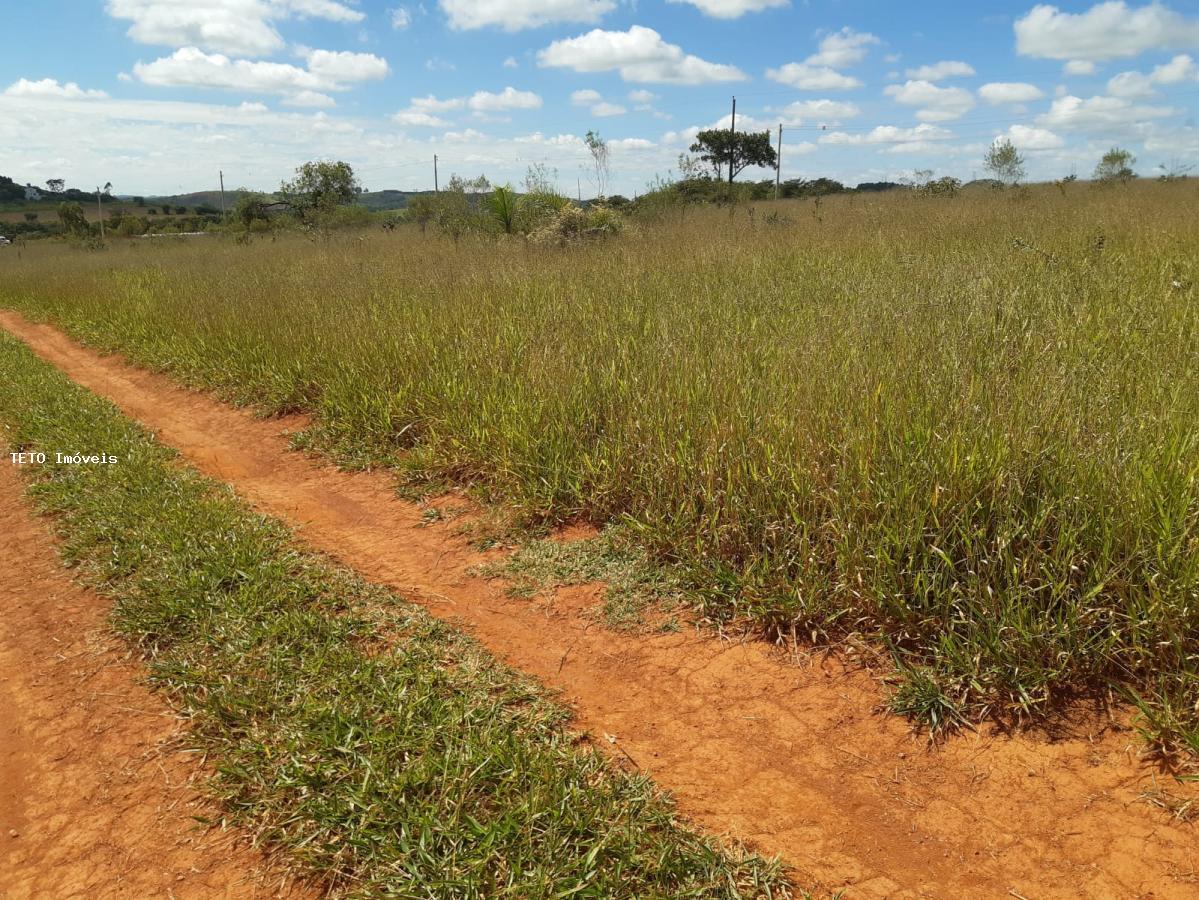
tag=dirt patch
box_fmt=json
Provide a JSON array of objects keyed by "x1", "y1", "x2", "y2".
[
  {"x1": 0, "y1": 462, "x2": 313, "y2": 899},
  {"x1": 3, "y1": 310, "x2": 1197, "y2": 899}
]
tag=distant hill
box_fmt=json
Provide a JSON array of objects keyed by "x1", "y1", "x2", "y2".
[
  {"x1": 357, "y1": 189, "x2": 437, "y2": 211},
  {"x1": 141, "y1": 190, "x2": 249, "y2": 209}
]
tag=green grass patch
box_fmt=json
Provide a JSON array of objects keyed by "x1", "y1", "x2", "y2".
[{"x1": 0, "y1": 330, "x2": 791, "y2": 898}]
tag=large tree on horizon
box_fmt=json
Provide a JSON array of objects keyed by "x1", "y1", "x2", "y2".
[{"x1": 689, "y1": 130, "x2": 777, "y2": 183}]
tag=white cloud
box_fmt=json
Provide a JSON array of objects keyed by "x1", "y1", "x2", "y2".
[
  {"x1": 105, "y1": 0, "x2": 364, "y2": 57},
  {"x1": 610, "y1": 137, "x2": 655, "y2": 149},
  {"x1": 1015, "y1": 2, "x2": 1199, "y2": 62},
  {"x1": 1037, "y1": 93, "x2": 1175, "y2": 130},
  {"x1": 1154, "y1": 52, "x2": 1199, "y2": 82},
  {"x1": 412, "y1": 94, "x2": 466, "y2": 112},
  {"x1": 666, "y1": 0, "x2": 787, "y2": 19},
  {"x1": 503, "y1": 56, "x2": 519, "y2": 68},
  {"x1": 467, "y1": 86, "x2": 542, "y2": 111},
  {"x1": 1064, "y1": 60, "x2": 1099, "y2": 75},
  {"x1": 303, "y1": 49, "x2": 389, "y2": 83},
  {"x1": 282, "y1": 89, "x2": 336, "y2": 107},
  {"x1": 132, "y1": 46, "x2": 387, "y2": 103},
  {"x1": 389, "y1": 6, "x2": 412, "y2": 28},
  {"x1": 538, "y1": 26, "x2": 746, "y2": 84},
  {"x1": 392, "y1": 93, "x2": 468, "y2": 126},
  {"x1": 238, "y1": 100, "x2": 268, "y2": 111},
  {"x1": 4, "y1": 78, "x2": 108, "y2": 99},
  {"x1": 1001, "y1": 123, "x2": 1065, "y2": 149},
  {"x1": 775, "y1": 98, "x2": 860, "y2": 125},
  {"x1": 1108, "y1": 54, "x2": 1198, "y2": 96},
  {"x1": 440, "y1": 0, "x2": 615, "y2": 31},
  {"x1": 570, "y1": 88, "x2": 602, "y2": 105},
  {"x1": 905, "y1": 60, "x2": 975, "y2": 81},
  {"x1": 978, "y1": 82, "x2": 1046, "y2": 104},
  {"x1": 591, "y1": 101, "x2": 626, "y2": 116},
  {"x1": 807, "y1": 27, "x2": 880, "y2": 67},
  {"x1": 393, "y1": 110, "x2": 450, "y2": 127},
  {"x1": 569, "y1": 88, "x2": 623, "y2": 116},
  {"x1": 820, "y1": 123, "x2": 954, "y2": 153},
  {"x1": 766, "y1": 63, "x2": 862, "y2": 90},
  {"x1": 884, "y1": 80, "x2": 975, "y2": 121},
  {"x1": 443, "y1": 127, "x2": 487, "y2": 142},
  {"x1": 627, "y1": 88, "x2": 656, "y2": 103}
]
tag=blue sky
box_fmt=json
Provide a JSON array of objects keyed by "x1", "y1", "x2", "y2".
[{"x1": 2, "y1": 0, "x2": 1198, "y2": 197}]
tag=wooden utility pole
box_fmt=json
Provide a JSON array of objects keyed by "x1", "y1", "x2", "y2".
[
  {"x1": 219, "y1": 170, "x2": 227, "y2": 220},
  {"x1": 728, "y1": 96, "x2": 737, "y2": 184},
  {"x1": 434, "y1": 154, "x2": 439, "y2": 192},
  {"x1": 96, "y1": 188, "x2": 105, "y2": 240},
  {"x1": 775, "y1": 124, "x2": 782, "y2": 200}
]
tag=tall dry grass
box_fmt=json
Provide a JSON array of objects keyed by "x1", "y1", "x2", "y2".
[{"x1": 2, "y1": 181, "x2": 1196, "y2": 754}]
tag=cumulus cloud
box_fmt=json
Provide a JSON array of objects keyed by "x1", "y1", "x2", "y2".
[
  {"x1": 766, "y1": 63, "x2": 861, "y2": 90},
  {"x1": 537, "y1": 26, "x2": 746, "y2": 84},
  {"x1": 132, "y1": 46, "x2": 387, "y2": 104},
  {"x1": 820, "y1": 123, "x2": 953, "y2": 153},
  {"x1": 4, "y1": 78, "x2": 108, "y2": 99},
  {"x1": 979, "y1": 82, "x2": 1046, "y2": 104},
  {"x1": 1107, "y1": 54, "x2": 1198, "y2": 96},
  {"x1": 591, "y1": 101, "x2": 626, "y2": 116},
  {"x1": 807, "y1": 27, "x2": 880, "y2": 67},
  {"x1": 666, "y1": 0, "x2": 787, "y2": 18},
  {"x1": 1000, "y1": 123, "x2": 1065, "y2": 149},
  {"x1": 765, "y1": 26, "x2": 877, "y2": 92},
  {"x1": 467, "y1": 86, "x2": 542, "y2": 111},
  {"x1": 440, "y1": 0, "x2": 615, "y2": 31},
  {"x1": 105, "y1": 0, "x2": 364, "y2": 57},
  {"x1": 393, "y1": 110, "x2": 449, "y2": 126},
  {"x1": 389, "y1": 6, "x2": 412, "y2": 28},
  {"x1": 884, "y1": 80, "x2": 976, "y2": 121},
  {"x1": 774, "y1": 98, "x2": 860, "y2": 125},
  {"x1": 569, "y1": 88, "x2": 624, "y2": 117},
  {"x1": 1015, "y1": 2, "x2": 1199, "y2": 62},
  {"x1": 905, "y1": 60, "x2": 975, "y2": 81},
  {"x1": 1036, "y1": 93, "x2": 1175, "y2": 130}
]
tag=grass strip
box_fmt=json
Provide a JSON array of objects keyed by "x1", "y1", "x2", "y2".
[{"x1": 0, "y1": 330, "x2": 791, "y2": 898}]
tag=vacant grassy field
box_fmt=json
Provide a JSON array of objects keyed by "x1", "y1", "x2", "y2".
[
  {"x1": 0, "y1": 330, "x2": 788, "y2": 897},
  {"x1": 2, "y1": 181, "x2": 1196, "y2": 757}
]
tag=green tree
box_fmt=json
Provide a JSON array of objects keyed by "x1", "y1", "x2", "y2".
[
  {"x1": 407, "y1": 195, "x2": 437, "y2": 235},
  {"x1": 689, "y1": 129, "x2": 777, "y2": 183},
  {"x1": 231, "y1": 192, "x2": 271, "y2": 229},
  {"x1": 280, "y1": 160, "x2": 362, "y2": 222},
  {"x1": 56, "y1": 201, "x2": 89, "y2": 237},
  {"x1": 45, "y1": 178, "x2": 65, "y2": 194},
  {"x1": 983, "y1": 138, "x2": 1026, "y2": 186},
  {"x1": 584, "y1": 130, "x2": 610, "y2": 198},
  {"x1": 1094, "y1": 147, "x2": 1136, "y2": 184}
]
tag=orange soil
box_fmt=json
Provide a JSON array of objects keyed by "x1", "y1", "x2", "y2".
[
  {"x1": 1, "y1": 309, "x2": 1196, "y2": 899},
  {"x1": 0, "y1": 463, "x2": 311, "y2": 899}
]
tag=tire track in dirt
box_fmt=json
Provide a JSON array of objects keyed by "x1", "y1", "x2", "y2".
[
  {"x1": 0, "y1": 462, "x2": 311, "y2": 899},
  {"x1": 3, "y1": 310, "x2": 1196, "y2": 899}
]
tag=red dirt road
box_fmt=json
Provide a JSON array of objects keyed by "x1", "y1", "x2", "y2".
[
  {"x1": 0, "y1": 462, "x2": 309, "y2": 899},
  {"x1": 2, "y1": 310, "x2": 1197, "y2": 899}
]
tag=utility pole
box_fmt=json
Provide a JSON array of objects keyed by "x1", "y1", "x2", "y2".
[
  {"x1": 96, "y1": 187, "x2": 105, "y2": 240},
  {"x1": 577, "y1": 176, "x2": 582, "y2": 202},
  {"x1": 218, "y1": 170, "x2": 227, "y2": 221},
  {"x1": 728, "y1": 96, "x2": 737, "y2": 184},
  {"x1": 433, "y1": 155, "x2": 439, "y2": 192},
  {"x1": 775, "y1": 123, "x2": 782, "y2": 201}
]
